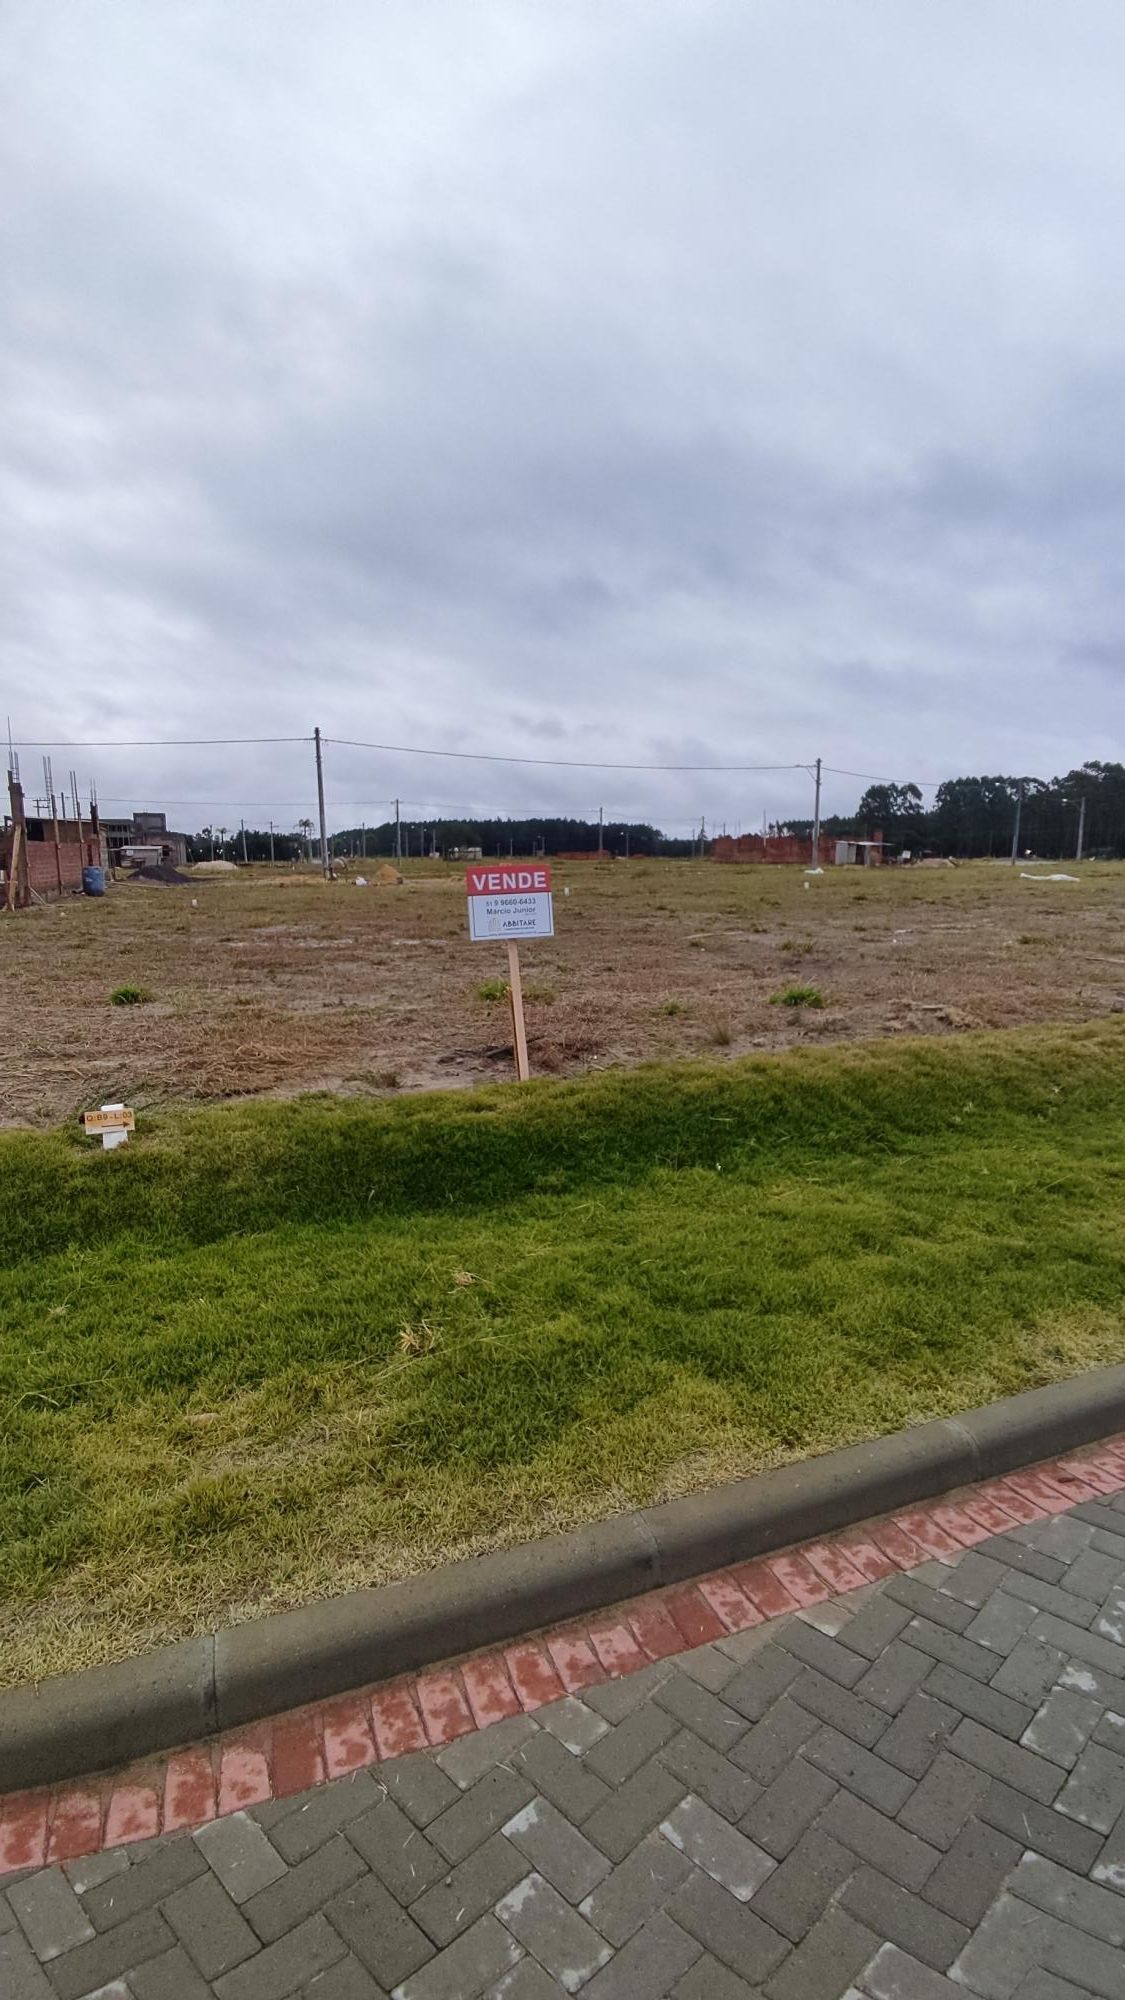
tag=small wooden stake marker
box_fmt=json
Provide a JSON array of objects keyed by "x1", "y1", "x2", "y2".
[{"x1": 507, "y1": 939, "x2": 530, "y2": 1082}]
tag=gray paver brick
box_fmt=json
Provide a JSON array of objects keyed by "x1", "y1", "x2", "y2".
[
  {"x1": 411, "y1": 1833, "x2": 526, "y2": 1947},
  {"x1": 923, "y1": 1662, "x2": 1034, "y2": 1739},
  {"x1": 776, "y1": 1621, "x2": 869, "y2": 1687},
  {"x1": 668, "y1": 1866, "x2": 788, "y2": 1983},
  {"x1": 194, "y1": 1813, "x2": 289, "y2": 1904},
  {"x1": 747, "y1": 1826, "x2": 857, "y2": 1942},
  {"x1": 584, "y1": 1704, "x2": 681, "y2": 1785},
  {"x1": 326, "y1": 1873, "x2": 434, "y2": 1986},
  {"x1": 722, "y1": 1650, "x2": 804, "y2": 1722},
  {"x1": 1021, "y1": 1685, "x2": 1102, "y2": 1768},
  {"x1": 392, "y1": 1911, "x2": 522, "y2": 2000},
  {"x1": 61, "y1": 1852, "x2": 128, "y2": 1897},
  {"x1": 976, "y1": 1536, "x2": 1067, "y2": 1584},
  {"x1": 817, "y1": 1791, "x2": 940, "y2": 1890},
  {"x1": 671, "y1": 1953, "x2": 759, "y2": 1999},
  {"x1": 380, "y1": 1756, "x2": 460, "y2": 1829},
  {"x1": 840, "y1": 1866, "x2": 969, "y2": 1972},
  {"x1": 502, "y1": 1797, "x2": 612, "y2": 1902},
  {"x1": 1010, "y1": 1850, "x2": 1125, "y2": 1945},
  {"x1": 877, "y1": 1693, "x2": 961, "y2": 1778},
  {"x1": 165, "y1": 1870, "x2": 261, "y2": 1977},
  {"x1": 674, "y1": 1643, "x2": 739, "y2": 1693},
  {"x1": 855, "y1": 1642, "x2": 933, "y2": 1715},
  {"x1": 659, "y1": 1795, "x2": 775, "y2": 1901},
  {"x1": 582, "y1": 1758, "x2": 687, "y2": 1863},
  {"x1": 1054, "y1": 1741, "x2": 1125, "y2": 1830},
  {"x1": 657, "y1": 1727, "x2": 760, "y2": 1822},
  {"x1": 729, "y1": 1696, "x2": 818, "y2": 1783},
  {"x1": 583, "y1": 1662, "x2": 676, "y2": 1723},
  {"x1": 1058, "y1": 1548, "x2": 1125, "y2": 1604},
  {"x1": 936, "y1": 1551, "x2": 1012, "y2": 1610},
  {"x1": 491, "y1": 1962, "x2": 568, "y2": 2000},
  {"x1": 1029, "y1": 1609, "x2": 1125, "y2": 1679},
  {"x1": 838, "y1": 1596, "x2": 914, "y2": 1664},
  {"x1": 764, "y1": 1905, "x2": 880, "y2": 2000},
  {"x1": 1011, "y1": 1975, "x2": 1110, "y2": 2000},
  {"x1": 1010, "y1": 1516, "x2": 1094, "y2": 1562},
  {"x1": 896, "y1": 1752, "x2": 990, "y2": 1849},
  {"x1": 652, "y1": 1675, "x2": 747, "y2": 1754},
  {"x1": 884, "y1": 1578, "x2": 976, "y2": 1633},
  {"x1": 267, "y1": 1773, "x2": 382, "y2": 1865},
  {"x1": 213, "y1": 1914, "x2": 347, "y2": 1997},
  {"x1": 82, "y1": 1838, "x2": 208, "y2": 1930},
  {"x1": 789, "y1": 1668, "x2": 890, "y2": 1747},
  {"x1": 803, "y1": 1724, "x2": 915, "y2": 1811},
  {"x1": 991, "y1": 1635, "x2": 1069, "y2": 1706},
  {"x1": 128, "y1": 1943, "x2": 213, "y2": 2000},
  {"x1": 580, "y1": 1832, "x2": 690, "y2": 1945},
  {"x1": 7, "y1": 1870, "x2": 94, "y2": 1960},
  {"x1": 302, "y1": 1956, "x2": 388, "y2": 2000},
  {"x1": 859, "y1": 1941, "x2": 965, "y2": 1999},
  {"x1": 900, "y1": 1618, "x2": 998, "y2": 1683},
  {"x1": 996, "y1": 1568, "x2": 1101, "y2": 1625},
  {"x1": 963, "y1": 1591, "x2": 1039, "y2": 1656},
  {"x1": 1096, "y1": 1582, "x2": 1125, "y2": 1646},
  {"x1": 45, "y1": 1908, "x2": 175, "y2": 2000},
  {"x1": 428, "y1": 1767, "x2": 535, "y2": 1865},
  {"x1": 243, "y1": 1834, "x2": 366, "y2": 1945},
  {"x1": 978, "y1": 1777, "x2": 1103, "y2": 1871},
  {"x1": 535, "y1": 1697, "x2": 609, "y2": 1755},
  {"x1": 945, "y1": 1718, "x2": 1065, "y2": 1804},
  {"x1": 741, "y1": 1758, "x2": 838, "y2": 1859},
  {"x1": 0, "y1": 1928, "x2": 54, "y2": 2000},
  {"x1": 512, "y1": 1736, "x2": 611, "y2": 1825},
  {"x1": 1091, "y1": 1804, "x2": 1125, "y2": 1891},
  {"x1": 496, "y1": 1872, "x2": 612, "y2": 1987},
  {"x1": 436, "y1": 1714, "x2": 537, "y2": 1789},
  {"x1": 920, "y1": 1817, "x2": 1022, "y2": 1928},
  {"x1": 582, "y1": 1909, "x2": 702, "y2": 2000},
  {"x1": 347, "y1": 1799, "x2": 446, "y2": 1904}
]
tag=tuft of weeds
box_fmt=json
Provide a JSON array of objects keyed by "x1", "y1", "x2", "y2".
[
  {"x1": 770, "y1": 984, "x2": 825, "y2": 1009},
  {"x1": 109, "y1": 986, "x2": 152, "y2": 1007}
]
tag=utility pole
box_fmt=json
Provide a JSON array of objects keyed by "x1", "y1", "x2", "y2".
[
  {"x1": 269, "y1": 820, "x2": 275, "y2": 865},
  {"x1": 240, "y1": 819, "x2": 248, "y2": 866},
  {"x1": 313, "y1": 726, "x2": 330, "y2": 879},
  {"x1": 598, "y1": 804, "x2": 604, "y2": 856},
  {"x1": 1077, "y1": 795, "x2": 1087, "y2": 862},
  {"x1": 1010, "y1": 781, "x2": 1024, "y2": 865},
  {"x1": 360, "y1": 821, "x2": 366, "y2": 860},
  {"x1": 812, "y1": 756, "x2": 822, "y2": 867},
  {"x1": 394, "y1": 798, "x2": 401, "y2": 866}
]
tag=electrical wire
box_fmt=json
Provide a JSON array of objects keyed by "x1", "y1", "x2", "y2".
[{"x1": 326, "y1": 737, "x2": 806, "y2": 774}]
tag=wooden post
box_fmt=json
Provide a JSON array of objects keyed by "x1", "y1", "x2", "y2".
[{"x1": 507, "y1": 939, "x2": 530, "y2": 1082}]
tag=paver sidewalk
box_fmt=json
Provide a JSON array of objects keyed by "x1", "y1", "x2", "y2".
[{"x1": 8, "y1": 1481, "x2": 1125, "y2": 1994}]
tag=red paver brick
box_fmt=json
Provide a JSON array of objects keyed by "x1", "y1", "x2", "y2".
[
  {"x1": 892, "y1": 1510, "x2": 961, "y2": 1561},
  {"x1": 461, "y1": 1654, "x2": 521, "y2": 1728},
  {"x1": 370, "y1": 1681, "x2": 428, "y2": 1759},
  {"x1": 765, "y1": 1552, "x2": 831, "y2": 1606},
  {"x1": 546, "y1": 1631, "x2": 606, "y2": 1692},
  {"x1": 731, "y1": 1560, "x2": 800, "y2": 1619},
  {"x1": 1043, "y1": 1458, "x2": 1107, "y2": 1500},
  {"x1": 105, "y1": 1784, "x2": 159, "y2": 1847},
  {"x1": 868, "y1": 1520, "x2": 926, "y2": 1568},
  {"x1": 802, "y1": 1541, "x2": 868, "y2": 1594},
  {"x1": 272, "y1": 1714, "x2": 326, "y2": 1797},
  {"x1": 321, "y1": 1695, "x2": 378, "y2": 1778},
  {"x1": 1004, "y1": 1469, "x2": 1080, "y2": 1514},
  {"x1": 46, "y1": 1790, "x2": 103, "y2": 1863},
  {"x1": 836, "y1": 1537, "x2": 896, "y2": 1583},
  {"x1": 698, "y1": 1573, "x2": 763, "y2": 1633},
  {"x1": 164, "y1": 1750, "x2": 216, "y2": 1832},
  {"x1": 663, "y1": 1585, "x2": 727, "y2": 1647},
  {"x1": 1078, "y1": 1452, "x2": 1125, "y2": 1493},
  {"x1": 416, "y1": 1670, "x2": 475, "y2": 1745},
  {"x1": 628, "y1": 1596, "x2": 692, "y2": 1662},
  {"x1": 927, "y1": 1503, "x2": 992, "y2": 1548},
  {"x1": 0, "y1": 1792, "x2": 49, "y2": 1873},
  {"x1": 588, "y1": 1621, "x2": 648, "y2": 1678},
  {"x1": 959, "y1": 1493, "x2": 1022, "y2": 1535},
  {"x1": 506, "y1": 1642, "x2": 566, "y2": 1711},
  {"x1": 980, "y1": 1479, "x2": 1049, "y2": 1523},
  {"x1": 218, "y1": 1740, "x2": 273, "y2": 1814}
]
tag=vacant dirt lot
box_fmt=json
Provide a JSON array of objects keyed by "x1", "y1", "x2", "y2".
[{"x1": 3, "y1": 857, "x2": 1124, "y2": 1126}]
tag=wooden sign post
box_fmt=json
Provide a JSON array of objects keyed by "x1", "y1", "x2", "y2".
[
  {"x1": 82, "y1": 1103, "x2": 136, "y2": 1150},
  {"x1": 466, "y1": 864, "x2": 554, "y2": 1082}
]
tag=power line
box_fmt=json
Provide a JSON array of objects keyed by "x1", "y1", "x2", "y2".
[
  {"x1": 327, "y1": 737, "x2": 806, "y2": 774},
  {"x1": 10, "y1": 736, "x2": 311, "y2": 749},
  {"x1": 821, "y1": 766, "x2": 943, "y2": 788}
]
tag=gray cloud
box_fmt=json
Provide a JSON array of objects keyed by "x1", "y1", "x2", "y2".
[{"x1": 3, "y1": 0, "x2": 1124, "y2": 836}]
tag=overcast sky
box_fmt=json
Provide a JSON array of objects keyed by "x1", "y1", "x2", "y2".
[{"x1": 3, "y1": 2, "x2": 1124, "y2": 836}]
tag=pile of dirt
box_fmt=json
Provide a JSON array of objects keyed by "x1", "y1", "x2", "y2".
[{"x1": 125, "y1": 862, "x2": 192, "y2": 886}]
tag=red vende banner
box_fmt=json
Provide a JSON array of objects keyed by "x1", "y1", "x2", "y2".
[{"x1": 465, "y1": 865, "x2": 552, "y2": 896}]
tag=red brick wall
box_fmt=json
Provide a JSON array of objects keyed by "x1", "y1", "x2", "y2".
[
  {"x1": 712, "y1": 834, "x2": 813, "y2": 865},
  {"x1": 2, "y1": 835, "x2": 103, "y2": 897}
]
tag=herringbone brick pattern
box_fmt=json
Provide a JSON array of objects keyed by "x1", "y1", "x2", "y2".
[{"x1": 8, "y1": 1497, "x2": 1125, "y2": 1994}]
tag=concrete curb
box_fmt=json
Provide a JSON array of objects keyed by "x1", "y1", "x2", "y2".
[{"x1": 7, "y1": 1364, "x2": 1125, "y2": 1791}]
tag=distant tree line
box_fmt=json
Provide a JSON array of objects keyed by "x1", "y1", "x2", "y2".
[{"x1": 184, "y1": 763, "x2": 1125, "y2": 865}]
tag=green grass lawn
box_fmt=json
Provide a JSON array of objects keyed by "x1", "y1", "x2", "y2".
[{"x1": 4, "y1": 1019, "x2": 1125, "y2": 1684}]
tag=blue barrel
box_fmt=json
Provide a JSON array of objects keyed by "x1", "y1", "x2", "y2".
[{"x1": 82, "y1": 866, "x2": 106, "y2": 897}]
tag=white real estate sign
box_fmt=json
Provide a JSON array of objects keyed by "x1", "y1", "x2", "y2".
[{"x1": 466, "y1": 863, "x2": 554, "y2": 941}]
